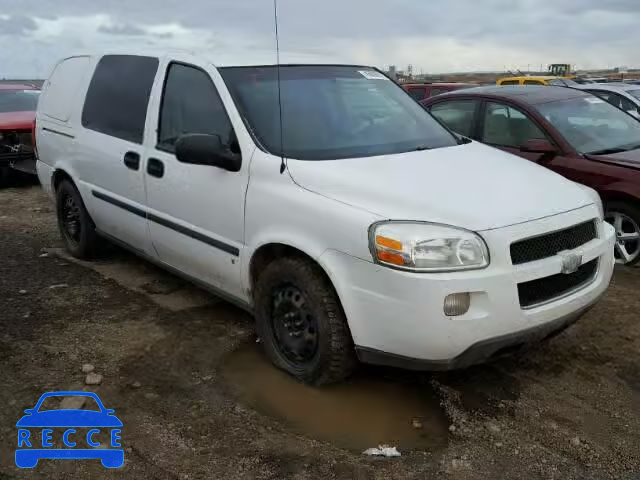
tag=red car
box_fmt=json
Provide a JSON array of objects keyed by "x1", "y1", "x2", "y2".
[
  {"x1": 0, "y1": 83, "x2": 40, "y2": 185},
  {"x1": 402, "y1": 82, "x2": 479, "y2": 102},
  {"x1": 422, "y1": 85, "x2": 640, "y2": 265}
]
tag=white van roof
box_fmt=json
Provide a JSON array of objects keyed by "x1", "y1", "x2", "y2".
[{"x1": 62, "y1": 48, "x2": 367, "y2": 69}]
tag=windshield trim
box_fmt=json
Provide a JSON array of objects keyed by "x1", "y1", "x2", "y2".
[{"x1": 218, "y1": 65, "x2": 459, "y2": 161}]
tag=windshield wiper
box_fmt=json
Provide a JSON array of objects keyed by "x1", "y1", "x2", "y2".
[
  {"x1": 587, "y1": 147, "x2": 629, "y2": 155},
  {"x1": 414, "y1": 145, "x2": 431, "y2": 151},
  {"x1": 588, "y1": 142, "x2": 640, "y2": 155}
]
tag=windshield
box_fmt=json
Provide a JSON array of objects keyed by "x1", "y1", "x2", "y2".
[
  {"x1": 219, "y1": 66, "x2": 458, "y2": 160},
  {"x1": 0, "y1": 89, "x2": 40, "y2": 113},
  {"x1": 537, "y1": 96, "x2": 640, "y2": 154},
  {"x1": 629, "y1": 89, "x2": 640, "y2": 100}
]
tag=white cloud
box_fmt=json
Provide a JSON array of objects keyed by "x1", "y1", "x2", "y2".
[{"x1": 0, "y1": 0, "x2": 637, "y2": 77}]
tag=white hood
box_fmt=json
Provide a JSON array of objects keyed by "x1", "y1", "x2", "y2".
[{"x1": 287, "y1": 142, "x2": 591, "y2": 231}]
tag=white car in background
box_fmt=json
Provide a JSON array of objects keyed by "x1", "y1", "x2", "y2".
[
  {"x1": 35, "y1": 51, "x2": 615, "y2": 385},
  {"x1": 576, "y1": 83, "x2": 640, "y2": 119}
]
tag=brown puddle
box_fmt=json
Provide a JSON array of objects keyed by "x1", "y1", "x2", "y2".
[{"x1": 222, "y1": 344, "x2": 449, "y2": 452}]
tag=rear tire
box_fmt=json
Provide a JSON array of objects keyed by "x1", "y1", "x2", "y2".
[
  {"x1": 254, "y1": 256, "x2": 357, "y2": 385},
  {"x1": 605, "y1": 200, "x2": 640, "y2": 266},
  {"x1": 55, "y1": 179, "x2": 101, "y2": 259}
]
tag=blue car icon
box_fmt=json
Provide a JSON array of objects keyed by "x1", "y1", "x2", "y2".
[{"x1": 15, "y1": 391, "x2": 123, "y2": 468}]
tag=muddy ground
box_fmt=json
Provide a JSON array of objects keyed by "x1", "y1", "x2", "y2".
[{"x1": 0, "y1": 183, "x2": 639, "y2": 479}]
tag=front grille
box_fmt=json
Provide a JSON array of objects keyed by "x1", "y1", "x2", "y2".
[
  {"x1": 518, "y1": 259, "x2": 598, "y2": 308},
  {"x1": 510, "y1": 220, "x2": 597, "y2": 265}
]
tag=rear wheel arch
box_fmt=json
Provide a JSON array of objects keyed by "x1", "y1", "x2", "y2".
[{"x1": 52, "y1": 168, "x2": 75, "y2": 192}]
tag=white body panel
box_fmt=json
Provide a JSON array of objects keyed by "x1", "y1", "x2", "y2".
[
  {"x1": 141, "y1": 54, "x2": 253, "y2": 298},
  {"x1": 323, "y1": 208, "x2": 615, "y2": 359},
  {"x1": 35, "y1": 51, "x2": 616, "y2": 368},
  {"x1": 286, "y1": 142, "x2": 591, "y2": 232}
]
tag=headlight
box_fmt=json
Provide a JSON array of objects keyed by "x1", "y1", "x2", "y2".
[{"x1": 369, "y1": 221, "x2": 489, "y2": 272}]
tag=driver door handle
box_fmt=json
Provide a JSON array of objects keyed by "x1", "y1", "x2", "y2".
[
  {"x1": 123, "y1": 151, "x2": 140, "y2": 170},
  {"x1": 147, "y1": 158, "x2": 164, "y2": 178}
]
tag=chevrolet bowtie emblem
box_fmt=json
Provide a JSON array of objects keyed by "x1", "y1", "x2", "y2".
[{"x1": 558, "y1": 250, "x2": 583, "y2": 274}]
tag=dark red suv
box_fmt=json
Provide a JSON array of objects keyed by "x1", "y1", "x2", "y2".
[
  {"x1": 402, "y1": 82, "x2": 479, "y2": 102},
  {"x1": 422, "y1": 86, "x2": 640, "y2": 265}
]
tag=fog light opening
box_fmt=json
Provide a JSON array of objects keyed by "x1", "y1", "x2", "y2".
[{"x1": 444, "y1": 293, "x2": 471, "y2": 317}]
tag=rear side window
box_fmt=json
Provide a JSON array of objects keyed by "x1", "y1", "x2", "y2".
[
  {"x1": 500, "y1": 80, "x2": 519, "y2": 86},
  {"x1": 429, "y1": 88, "x2": 446, "y2": 97},
  {"x1": 524, "y1": 80, "x2": 544, "y2": 85},
  {"x1": 40, "y1": 56, "x2": 91, "y2": 121},
  {"x1": 82, "y1": 55, "x2": 159, "y2": 144},
  {"x1": 157, "y1": 63, "x2": 235, "y2": 152},
  {"x1": 429, "y1": 100, "x2": 478, "y2": 137}
]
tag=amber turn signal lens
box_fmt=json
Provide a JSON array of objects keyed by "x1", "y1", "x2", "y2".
[
  {"x1": 377, "y1": 250, "x2": 405, "y2": 266},
  {"x1": 375, "y1": 235, "x2": 403, "y2": 251}
]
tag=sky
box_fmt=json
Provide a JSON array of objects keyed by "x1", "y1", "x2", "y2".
[{"x1": 0, "y1": 0, "x2": 637, "y2": 78}]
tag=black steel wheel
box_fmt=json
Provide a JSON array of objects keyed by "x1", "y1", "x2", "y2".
[
  {"x1": 55, "y1": 179, "x2": 101, "y2": 259},
  {"x1": 271, "y1": 285, "x2": 319, "y2": 364},
  {"x1": 254, "y1": 256, "x2": 357, "y2": 385},
  {"x1": 61, "y1": 192, "x2": 82, "y2": 245}
]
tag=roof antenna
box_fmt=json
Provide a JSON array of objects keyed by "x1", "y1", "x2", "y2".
[
  {"x1": 273, "y1": 0, "x2": 287, "y2": 175},
  {"x1": 274, "y1": 0, "x2": 286, "y2": 174}
]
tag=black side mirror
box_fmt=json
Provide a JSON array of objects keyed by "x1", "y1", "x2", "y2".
[{"x1": 175, "y1": 134, "x2": 241, "y2": 172}]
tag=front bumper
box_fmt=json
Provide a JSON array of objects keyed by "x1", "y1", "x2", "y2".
[
  {"x1": 355, "y1": 298, "x2": 597, "y2": 370},
  {"x1": 321, "y1": 205, "x2": 615, "y2": 369}
]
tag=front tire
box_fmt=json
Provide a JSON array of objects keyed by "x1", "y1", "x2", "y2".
[
  {"x1": 254, "y1": 257, "x2": 357, "y2": 385},
  {"x1": 55, "y1": 179, "x2": 101, "y2": 259},
  {"x1": 605, "y1": 201, "x2": 640, "y2": 266}
]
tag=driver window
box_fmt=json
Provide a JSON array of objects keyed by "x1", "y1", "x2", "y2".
[
  {"x1": 158, "y1": 63, "x2": 235, "y2": 153},
  {"x1": 483, "y1": 102, "x2": 547, "y2": 147}
]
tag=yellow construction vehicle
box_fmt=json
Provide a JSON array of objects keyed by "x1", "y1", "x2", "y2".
[{"x1": 548, "y1": 64, "x2": 575, "y2": 78}]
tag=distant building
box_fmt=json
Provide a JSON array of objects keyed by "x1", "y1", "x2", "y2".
[{"x1": 387, "y1": 65, "x2": 397, "y2": 80}]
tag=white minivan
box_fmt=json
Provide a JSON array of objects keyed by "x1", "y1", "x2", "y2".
[{"x1": 36, "y1": 52, "x2": 616, "y2": 384}]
